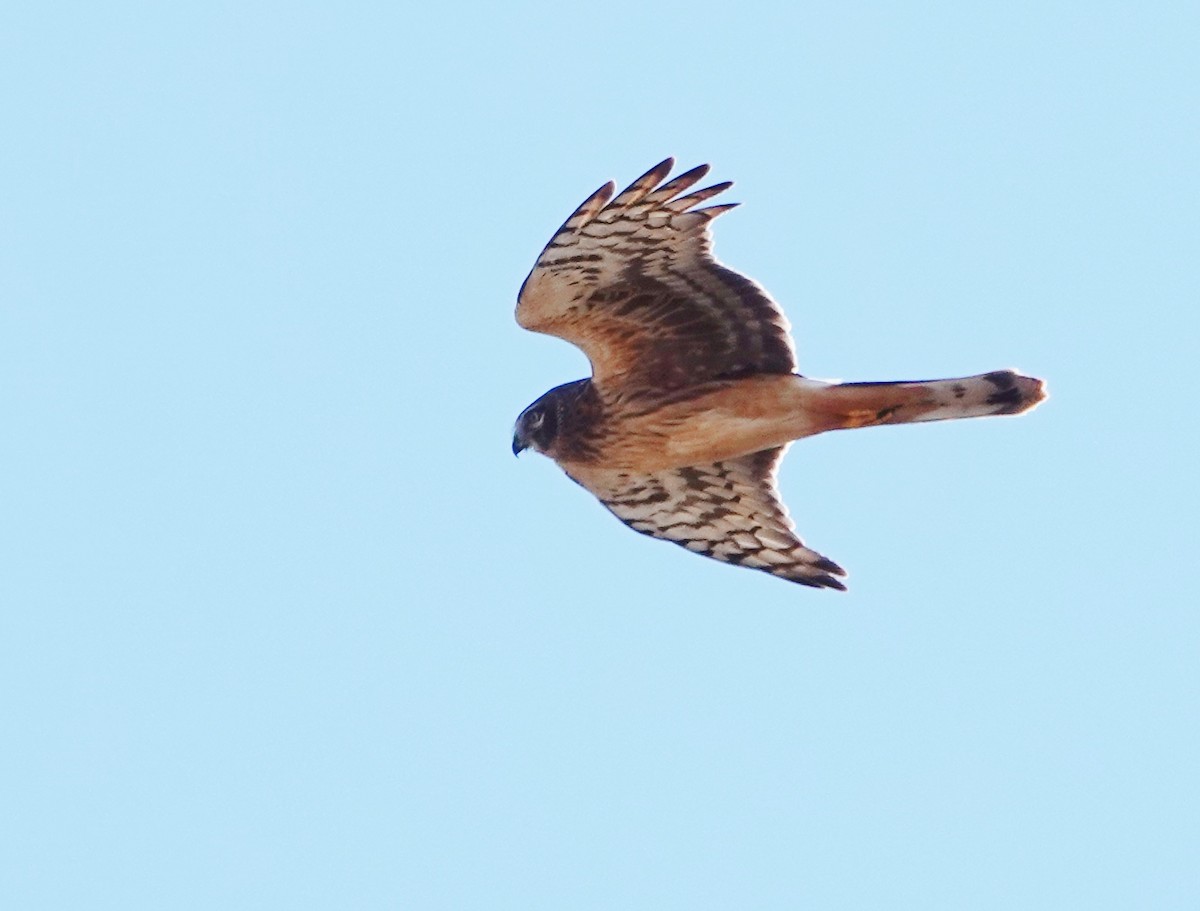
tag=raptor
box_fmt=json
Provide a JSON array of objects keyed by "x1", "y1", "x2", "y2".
[{"x1": 513, "y1": 159, "x2": 1045, "y2": 589}]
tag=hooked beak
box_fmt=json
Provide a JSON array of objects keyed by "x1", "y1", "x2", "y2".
[{"x1": 512, "y1": 430, "x2": 527, "y2": 457}]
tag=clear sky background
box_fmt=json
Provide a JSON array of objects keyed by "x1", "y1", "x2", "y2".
[{"x1": 2, "y1": 2, "x2": 1197, "y2": 908}]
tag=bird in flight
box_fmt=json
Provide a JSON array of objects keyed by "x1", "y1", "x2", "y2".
[{"x1": 512, "y1": 159, "x2": 1045, "y2": 589}]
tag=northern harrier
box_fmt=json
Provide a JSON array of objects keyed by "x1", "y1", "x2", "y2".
[{"x1": 512, "y1": 159, "x2": 1045, "y2": 589}]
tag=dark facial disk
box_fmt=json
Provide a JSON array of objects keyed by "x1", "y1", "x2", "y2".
[{"x1": 512, "y1": 392, "x2": 560, "y2": 455}]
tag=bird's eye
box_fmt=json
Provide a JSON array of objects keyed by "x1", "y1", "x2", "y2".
[{"x1": 527, "y1": 409, "x2": 545, "y2": 429}]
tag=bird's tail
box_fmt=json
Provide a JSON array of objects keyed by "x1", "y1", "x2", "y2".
[{"x1": 812, "y1": 370, "x2": 1047, "y2": 430}]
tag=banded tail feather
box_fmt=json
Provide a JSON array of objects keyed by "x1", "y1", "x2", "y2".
[{"x1": 817, "y1": 370, "x2": 1046, "y2": 430}]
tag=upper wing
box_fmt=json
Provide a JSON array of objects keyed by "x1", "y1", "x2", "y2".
[
  {"x1": 566, "y1": 447, "x2": 847, "y2": 589},
  {"x1": 516, "y1": 159, "x2": 797, "y2": 393}
]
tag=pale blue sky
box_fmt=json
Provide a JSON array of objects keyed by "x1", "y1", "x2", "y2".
[{"x1": 2, "y1": 2, "x2": 1197, "y2": 908}]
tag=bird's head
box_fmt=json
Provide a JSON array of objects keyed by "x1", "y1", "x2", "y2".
[{"x1": 512, "y1": 384, "x2": 577, "y2": 457}]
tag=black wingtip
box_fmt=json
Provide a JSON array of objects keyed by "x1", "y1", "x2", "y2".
[
  {"x1": 790, "y1": 572, "x2": 848, "y2": 591},
  {"x1": 814, "y1": 557, "x2": 847, "y2": 577},
  {"x1": 632, "y1": 157, "x2": 675, "y2": 188},
  {"x1": 672, "y1": 162, "x2": 710, "y2": 184},
  {"x1": 813, "y1": 574, "x2": 848, "y2": 591}
]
